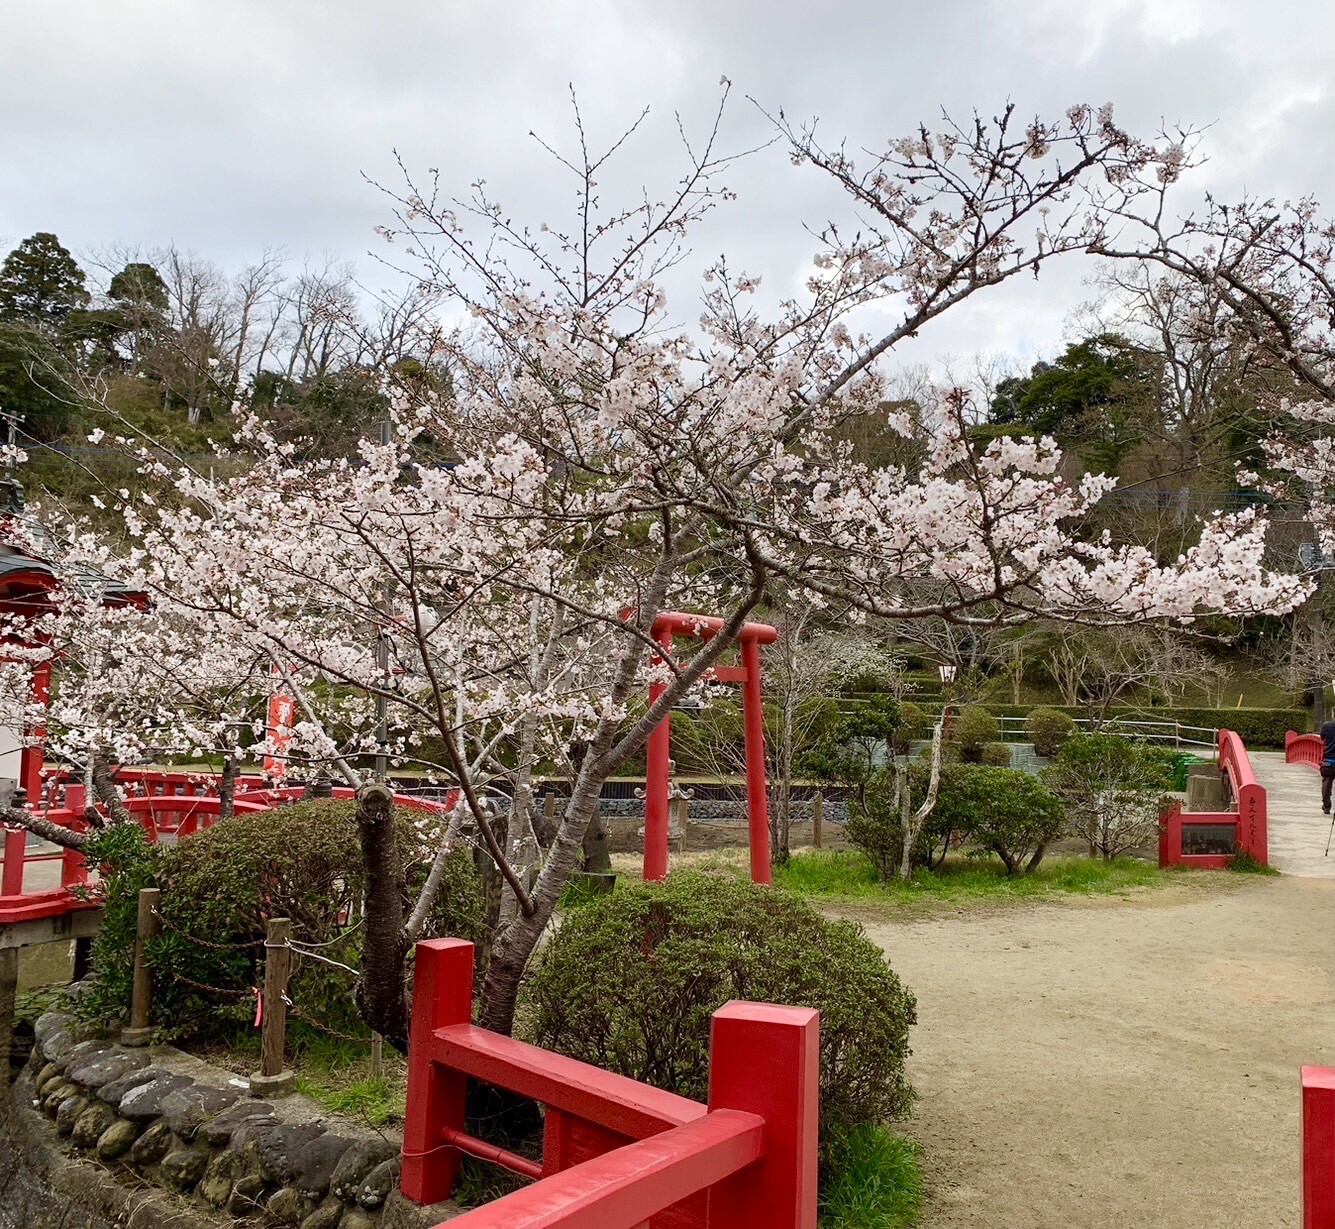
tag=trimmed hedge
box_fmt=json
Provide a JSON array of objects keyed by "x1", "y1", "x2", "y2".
[{"x1": 898, "y1": 703, "x2": 1305, "y2": 750}]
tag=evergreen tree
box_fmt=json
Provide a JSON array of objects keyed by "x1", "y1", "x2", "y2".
[{"x1": 0, "y1": 233, "x2": 90, "y2": 327}]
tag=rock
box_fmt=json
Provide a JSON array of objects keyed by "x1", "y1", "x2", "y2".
[
  {"x1": 293, "y1": 1133, "x2": 354, "y2": 1199},
  {"x1": 96, "y1": 1118, "x2": 142, "y2": 1160},
  {"x1": 300, "y1": 1198, "x2": 347, "y2": 1229},
  {"x1": 160, "y1": 1144, "x2": 211, "y2": 1192},
  {"x1": 33, "y1": 1010, "x2": 74, "y2": 1045},
  {"x1": 198, "y1": 1151, "x2": 240, "y2": 1209},
  {"x1": 266, "y1": 1186, "x2": 316, "y2": 1226},
  {"x1": 330, "y1": 1138, "x2": 396, "y2": 1201},
  {"x1": 129, "y1": 1120, "x2": 176, "y2": 1169},
  {"x1": 160, "y1": 1082, "x2": 241, "y2": 1140},
  {"x1": 70, "y1": 1100, "x2": 118, "y2": 1149},
  {"x1": 67, "y1": 1046, "x2": 148, "y2": 1090},
  {"x1": 98, "y1": 1066, "x2": 163, "y2": 1108},
  {"x1": 238, "y1": 1120, "x2": 327, "y2": 1185},
  {"x1": 119, "y1": 1073, "x2": 194, "y2": 1120},
  {"x1": 40, "y1": 1080, "x2": 76, "y2": 1116},
  {"x1": 338, "y1": 1210, "x2": 376, "y2": 1229},
  {"x1": 227, "y1": 1172, "x2": 268, "y2": 1217},
  {"x1": 34, "y1": 1060, "x2": 63, "y2": 1094},
  {"x1": 197, "y1": 1099, "x2": 275, "y2": 1147},
  {"x1": 355, "y1": 1157, "x2": 401, "y2": 1210},
  {"x1": 40, "y1": 1028, "x2": 75, "y2": 1063},
  {"x1": 55, "y1": 1092, "x2": 91, "y2": 1135},
  {"x1": 60, "y1": 1039, "x2": 113, "y2": 1075}
]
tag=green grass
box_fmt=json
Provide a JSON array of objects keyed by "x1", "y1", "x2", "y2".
[
  {"x1": 820, "y1": 1124, "x2": 923, "y2": 1228},
  {"x1": 771, "y1": 848, "x2": 1167, "y2": 904},
  {"x1": 292, "y1": 1073, "x2": 403, "y2": 1127}
]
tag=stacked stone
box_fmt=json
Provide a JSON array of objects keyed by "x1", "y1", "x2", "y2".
[{"x1": 26, "y1": 1010, "x2": 412, "y2": 1229}]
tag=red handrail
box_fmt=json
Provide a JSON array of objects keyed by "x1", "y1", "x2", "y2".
[
  {"x1": 1159, "y1": 728, "x2": 1267, "y2": 869},
  {"x1": 1287, "y1": 730, "x2": 1324, "y2": 770},
  {"x1": 400, "y1": 939, "x2": 819, "y2": 1228}
]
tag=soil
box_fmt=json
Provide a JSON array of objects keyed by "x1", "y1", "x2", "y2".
[{"x1": 858, "y1": 874, "x2": 1335, "y2": 1229}]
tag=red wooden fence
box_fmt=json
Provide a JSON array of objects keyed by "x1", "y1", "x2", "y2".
[
  {"x1": 1303, "y1": 1067, "x2": 1335, "y2": 1227},
  {"x1": 1158, "y1": 728, "x2": 1267, "y2": 868},
  {"x1": 399, "y1": 938, "x2": 819, "y2": 1228}
]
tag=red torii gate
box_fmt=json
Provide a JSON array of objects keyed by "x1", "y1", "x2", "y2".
[{"x1": 641, "y1": 611, "x2": 778, "y2": 886}]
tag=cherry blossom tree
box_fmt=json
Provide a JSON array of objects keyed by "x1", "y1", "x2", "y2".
[{"x1": 0, "y1": 92, "x2": 1313, "y2": 1041}]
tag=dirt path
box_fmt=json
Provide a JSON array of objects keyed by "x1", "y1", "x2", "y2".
[{"x1": 858, "y1": 876, "x2": 1335, "y2": 1229}]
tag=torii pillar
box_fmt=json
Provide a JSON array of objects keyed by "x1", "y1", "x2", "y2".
[{"x1": 642, "y1": 612, "x2": 778, "y2": 885}]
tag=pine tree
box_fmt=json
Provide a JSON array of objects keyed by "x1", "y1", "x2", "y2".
[{"x1": 0, "y1": 232, "x2": 90, "y2": 327}]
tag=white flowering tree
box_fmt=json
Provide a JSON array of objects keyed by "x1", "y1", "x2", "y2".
[{"x1": 1, "y1": 93, "x2": 1312, "y2": 1042}]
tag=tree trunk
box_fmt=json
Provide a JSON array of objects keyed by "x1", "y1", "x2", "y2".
[
  {"x1": 898, "y1": 721, "x2": 945, "y2": 881},
  {"x1": 581, "y1": 810, "x2": 612, "y2": 873},
  {"x1": 218, "y1": 754, "x2": 238, "y2": 821},
  {"x1": 1026, "y1": 843, "x2": 1048, "y2": 873},
  {"x1": 91, "y1": 755, "x2": 133, "y2": 826},
  {"x1": 352, "y1": 783, "x2": 410, "y2": 1050}
]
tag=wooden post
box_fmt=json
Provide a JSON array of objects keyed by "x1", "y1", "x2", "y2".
[
  {"x1": 0, "y1": 947, "x2": 18, "y2": 1087},
  {"x1": 370, "y1": 1032, "x2": 384, "y2": 1079},
  {"x1": 121, "y1": 887, "x2": 160, "y2": 1046},
  {"x1": 250, "y1": 917, "x2": 294, "y2": 1096},
  {"x1": 812, "y1": 792, "x2": 823, "y2": 849}
]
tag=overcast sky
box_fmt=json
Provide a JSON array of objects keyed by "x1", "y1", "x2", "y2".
[{"x1": 2, "y1": 0, "x2": 1333, "y2": 376}]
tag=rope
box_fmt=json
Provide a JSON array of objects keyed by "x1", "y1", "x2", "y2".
[
  {"x1": 287, "y1": 1002, "x2": 375, "y2": 1045},
  {"x1": 167, "y1": 969, "x2": 257, "y2": 998},
  {"x1": 151, "y1": 908, "x2": 265, "y2": 951}
]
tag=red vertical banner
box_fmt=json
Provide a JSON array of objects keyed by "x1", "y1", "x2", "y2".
[{"x1": 263, "y1": 675, "x2": 295, "y2": 783}]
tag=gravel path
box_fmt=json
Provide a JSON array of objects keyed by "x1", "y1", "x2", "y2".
[{"x1": 858, "y1": 876, "x2": 1335, "y2": 1228}]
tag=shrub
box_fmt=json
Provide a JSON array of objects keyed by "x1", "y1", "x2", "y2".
[
  {"x1": 1026, "y1": 706, "x2": 1075, "y2": 757},
  {"x1": 932, "y1": 765, "x2": 1066, "y2": 874},
  {"x1": 524, "y1": 873, "x2": 917, "y2": 1142},
  {"x1": 981, "y1": 741, "x2": 1011, "y2": 766},
  {"x1": 1043, "y1": 734, "x2": 1172, "y2": 859},
  {"x1": 846, "y1": 764, "x2": 954, "y2": 880},
  {"x1": 954, "y1": 705, "x2": 1000, "y2": 762},
  {"x1": 80, "y1": 800, "x2": 483, "y2": 1039},
  {"x1": 896, "y1": 701, "x2": 927, "y2": 744},
  {"x1": 801, "y1": 695, "x2": 900, "y2": 801}
]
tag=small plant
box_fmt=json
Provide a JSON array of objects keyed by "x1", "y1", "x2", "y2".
[
  {"x1": 1227, "y1": 850, "x2": 1280, "y2": 875},
  {"x1": 981, "y1": 741, "x2": 1012, "y2": 766},
  {"x1": 954, "y1": 705, "x2": 1000, "y2": 763},
  {"x1": 819, "y1": 1123, "x2": 923, "y2": 1229},
  {"x1": 1025, "y1": 706, "x2": 1075, "y2": 757},
  {"x1": 933, "y1": 765, "x2": 1066, "y2": 874}
]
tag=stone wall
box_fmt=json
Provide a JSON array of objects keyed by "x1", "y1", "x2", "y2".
[{"x1": 5, "y1": 1009, "x2": 456, "y2": 1229}]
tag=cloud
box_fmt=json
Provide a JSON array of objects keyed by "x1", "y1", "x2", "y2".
[{"x1": 1, "y1": 0, "x2": 1331, "y2": 377}]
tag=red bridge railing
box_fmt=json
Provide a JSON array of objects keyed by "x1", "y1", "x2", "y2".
[
  {"x1": 1159, "y1": 728, "x2": 1268, "y2": 869},
  {"x1": 400, "y1": 938, "x2": 818, "y2": 1228},
  {"x1": 1, "y1": 771, "x2": 457, "y2": 925},
  {"x1": 1287, "y1": 731, "x2": 1324, "y2": 770}
]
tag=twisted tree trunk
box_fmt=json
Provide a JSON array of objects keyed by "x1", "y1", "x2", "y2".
[{"x1": 352, "y1": 783, "x2": 410, "y2": 1051}]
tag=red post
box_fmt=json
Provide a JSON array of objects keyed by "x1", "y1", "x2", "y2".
[
  {"x1": 1, "y1": 827, "x2": 24, "y2": 897},
  {"x1": 401, "y1": 939, "x2": 474, "y2": 1205},
  {"x1": 19, "y1": 659, "x2": 51, "y2": 802},
  {"x1": 1303, "y1": 1066, "x2": 1335, "y2": 1228},
  {"x1": 643, "y1": 626, "x2": 674, "y2": 884},
  {"x1": 706, "y1": 1001, "x2": 820, "y2": 1228},
  {"x1": 740, "y1": 638, "x2": 772, "y2": 885}
]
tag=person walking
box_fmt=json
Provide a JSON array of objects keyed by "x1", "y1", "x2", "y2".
[{"x1": 1322, "y1": 718, "x2": 1335, "y2": 813}]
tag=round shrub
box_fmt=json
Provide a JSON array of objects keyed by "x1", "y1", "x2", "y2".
[
  {"x1": 933, "y1": 765, "x2": 1066, "y2": 874},
  {"x1": 897, "y1": 701, "x2": 928, "y2": 743},
  {"x1": 954, "y1": 705, "x2": 1000, "y2": 762},
  {"x1": 981, "y1": 741, "x2": 1012, "y2": 766},
  {"x1": 524, "y1": 873, "x2": 917, "y2": 1138},
  {"x1": 81, "y1": 800, "x2": 482, "y2": 1039},
  {"x1": 1025, "y1": 706, "x2": 1075, "y2": 758}
]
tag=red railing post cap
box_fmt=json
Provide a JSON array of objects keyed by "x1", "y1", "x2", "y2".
[{"x1": 712, "y1": 1001, "x2": 819, "y2": 1028}]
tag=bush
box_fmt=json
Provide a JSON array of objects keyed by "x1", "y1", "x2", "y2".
[
  {"x1": 981, "y1": 741, "x2": 1012, "y2": 766},
  {"x1": 80, "y1": 800, "x2": 483, "y2": 1039},
  {"x1": 895, "y1": 701, "x2": 927, "y2": 747},
  {"x1": 954, "y1": 705, "x2": 1000, "y2": 762},
  {"x1": 845, "y1": 764, "x2": 955, "y2": 880},
  {"x1": 524, "y1": 873, "x2": 917, "y2": 1142},
  {"x1": 932, "y1": 765, "x2": 1066, "y2": 874},
  {"x1": 1043, "y1": 735, "x2": 1172, "y2": 859},
  {"x1": 1026, "y1": 706, "x2": 1075, "y2": 757}
]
